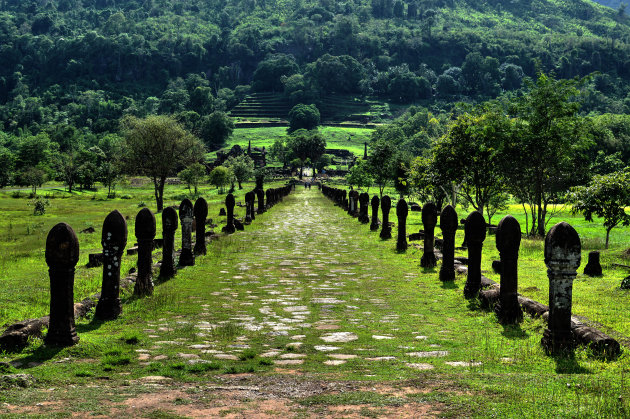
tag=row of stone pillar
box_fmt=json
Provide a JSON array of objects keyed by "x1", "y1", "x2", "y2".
[
  {"x1": 44, "y1": 196, "x2": 211, "y2": 347},
  {"x1": 222, "y1": 185, "x2": 291, "y2": 234},
  {"x1": 321, "y1": 186, "x2": 604, "y2": 356}
]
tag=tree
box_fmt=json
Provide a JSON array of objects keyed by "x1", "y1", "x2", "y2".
[
  {"x1": 503, "y1": 73, "x2": 592, "y2": 236},
  {"x1": 286, "y1": 130, "x2": 327, "y2": 179},
  {"x1": 122, "y1": 115, "x2": 206, "y2": 212},
  {"x1": 288, "y1": 104, "x2": 320, "y2": 132},
  {"x1": 18, "y1": 167, "x2": 47, "y2": 195},
  {"x1": 199, "y1": 111, "x2": 234, "y2": 151},
  {"x1": 224, "y1": 154, "x2": 254, "y2": 189},
  {"x1": 253, "y1": 54, "x2": 299, "y2": 92},
  {"x1": 569, "y1": 169, "x2": 630, "y2": 249},
  {"x1": 54, "y1": 151, "x2": 80, "y2": 192},
  {"x1": 178, "y1": 162, "x2": 206, "y2": 196},
  {"x1": 270, "y1": 139, "x2": 289, "y2": 168},
  {"x1": 314, "y1": 154, "x2": 333, "y2": 174},
  {"x1": 0, "y1": 148, "x2": 16, "y2": 188},
  {"x1": 208, "y1": 166, "x2": 233, "y2": 194},
  {"x1": 368, "y1": 138, "x2": 397, "y2": 197},
  {"x1": 346, "y1": 159, "x2": 373, "y2": 191},
  {"x1": 431, "y1": 106, "x2": 511, "y2": 220}
]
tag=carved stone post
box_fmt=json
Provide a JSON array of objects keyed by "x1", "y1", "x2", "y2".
[
  {"x1": 95, "y1": 210, "x2": 127, "y2": 320},
  {"x1": 249, "y1": 192, "x2": 256, "y2": 221},
  {"x1": 224, "y1": 193, "x2": 236, "y2": 233},
  {"x1": 352, "y1": 191, "x2": 360, "y2": 217},
  {"x1": 133, "y1": 208, "x2": 156, "y2": 297},
  {"x1": 194, "y1": 197, "x2": 208, "y2": 256},
  {"x1": 179, "y1": 199, "x2": 195, "y2": 266},
  {"x1": 44, "y1": 223, "x2": 80, "y2": 346},
  {"x1": 256, "y1": 188, "x2": 265, "y2": 214},
  {"x1": 380, "y1": 195, "x2": 392, "y2": 239},
  {"x1": 542, "y1": 222, "x2": 581, "y2": 354},
  {"x1": 583, "y1": 251, "x2": 602, "y2": 277},
  {"x1": 160, "y1": 207, "x2": 178, "y2": 278},
  {"x1": 347, "y1": 190, "x2": 354, "y2": 215},
  {"x1": 244, "y1": 192, "x2": 253, "y2": 224},
  {"x1": 370, "y1": 195, "x2": 380, "y2": 231},
  {"x1": 358, "y1": 192, "x2": 370, "y2": 223},
  {"x1": 463, "y1": 211, "x2": 486, "y2": 299},
  {"x1": 396, "y1": 199, "x2": 408, "y2": 252},
  {"x1": 439, "y1": 205, "x2": 458, "y2": 282},
  {"x1": 420, "y1": 202, "x2": 438, "y2": 268},
  {"x1": 495, "y1": 215, "x2": 523, "y2": 324}
]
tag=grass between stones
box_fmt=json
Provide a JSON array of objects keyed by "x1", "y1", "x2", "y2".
[{"x1": 0, "y1": 188, "x2": 629, "y2": 417}]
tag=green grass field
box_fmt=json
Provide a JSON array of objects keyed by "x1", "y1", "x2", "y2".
[
  {"x1": 210, "y1": 126, "x2": 375, "y2": 161},
  {"x1": 0, "y1": 188, "x2": 629, "y2": 417}
]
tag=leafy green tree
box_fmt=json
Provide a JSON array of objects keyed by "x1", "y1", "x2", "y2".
[
  {"x1": 569, "y1": 169, "x2": 630, "y2": 248},
  {"x1": 253, "y1": 54, "x2": 299, "y2": 92},
  {"x1": 431, "y1": 106, "x2": 511, "y2": 221},
  {"x1": 224, "y1": 154, "x2": 254, "y2": 189},
  {"x1": 199, "y1": 111, "x2": 234, "y2": 151},
  {"x1": 18, "y1": 167, "x2": 47, "y2": 195},
  {"x1": 346, "y1": 159, "x2": 374, "y2": 191},
  {"x1": 178, "y1": 162, "x2": 207, "y2": 196},
  {"x1": 208, "y1": 166, "x2": 234, "y2": 194},
  {"x1": 314, "y1": 154, "x2": 333, "y2": 174},
  {"x1": 368, "y1": 138, "x2": 397, "y2": 197},
  {"x1": 122, "y1": 115, "x2": 205, "y2": 212},
  {"x1": 270, "y1": 139, "x2": 289, "y2": 168},
  {"x1": 288, "y1": 104, "x2": 320, "y2": 133},
  {"x1": 0, "y1": 148, "x2": 16, "y2": 188},
  {"x1": 286, "y1": 130, "x2": 327, "y2": 179},
  {"x1": 503, "y1": 73, "x2": 593, "y2": 236}
]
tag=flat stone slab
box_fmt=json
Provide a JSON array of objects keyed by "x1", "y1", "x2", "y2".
[
  {"x1": 372, "y1": 335, "x2": 393, "y2": 340},
  {"x1": 321, "y1": 332, "x2": 358, "y2": 343},
  {"x1": 311, "y1": 298, "x2": 345, "y2": 304},
  {"x1": 324, "y1": 360, "x2": 346, "y2": 366},
  {"x1": 213, "y1": 354, "x2": 239, "y2": 360},
  {"x1": 274, "y1": 359, "x2": 304, "y2": 366},
  {"x1": 279, "y1": 353, "x2": 306, "y2": 359},
  {"x1": 259, "y1": 351, "x2": 281, "y2": 358},
  {"x1": 316, "y1": 324, "x2": 340, "y2": 330},
  {"x1": 365, "y1": 356, "x2": 397, "y2": 361},
  {"x1": 314, "y1": 345, "x2": 341, "y2": 352},
  {"x1": 139, "y1": 376, "x2": 172, "y2": 382},
  {"x1": 328, "y1": 354, "x2": 357, "y2": 360},
  {"x1": 445, "y1": 361, "x2": 482, "y2": 367},
  {"x1": 407, "y1": 351, "x2": 449, "y2": 358},
  {"x1": 406, "y1": 363, "x2": 435, "y2": 370}
]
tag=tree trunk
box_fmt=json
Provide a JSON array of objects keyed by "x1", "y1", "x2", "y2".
[
  {"x1": 154, "y1": 177, "x2": 165, "y2": 212},
  {"x1": 299, "y1": 166, "x2": 303, "y2": 179},
  {"x1": 522, "y1": 203, "x2": 529, "y2": 237},
  {"x1": 606, "y1": 227, "x2": 611, "y2": 249},
  {"x1": 238, "y1": 180, "x2": 242, "y2": 189}
]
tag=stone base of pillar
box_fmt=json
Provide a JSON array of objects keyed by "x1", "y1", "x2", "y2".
[
  {"x1": 179, "y1": 249, "x2": 195, "y2": 267},
  {"x1": 495, "y1": 299, "x2": 523, "y2": 325},
  {"x1": 44, "y1": 328, "x2": 79, "y2": 347},
  {"x1": 94, "y1": 297, "x2": 122, "y2": 320},
  {"x1": 439, "y1": 265, "x2": 455, "y2": 282},
  {"x1": 420, "y1": 252, "x2": 437, "y2": 268},
  {"x1": 542, "y1": 328, "x2": 575, "y2": 354}
]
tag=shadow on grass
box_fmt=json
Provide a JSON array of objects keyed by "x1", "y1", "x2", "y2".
[
  {"x1": 421, "y1": 267, "x2": 437, "y2": 274},
  {"x1": 76, "y1": 318, "x2": 105, "y2": 334},
  {"x1": 12, "y1": 345, "x2": 64, "y2": 369},
  {"x1": 552, "y1": 352, "x2": 591, "y2": 374},
  {"x1": 500, "y1": 323, "x2": 529, "y2": 340},
  {"x1": 440, "y1": 280, "x2": 458, "y2": 290}
]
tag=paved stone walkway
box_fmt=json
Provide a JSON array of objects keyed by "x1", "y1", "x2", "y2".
[{"x1": 135, "y1": 188, "x2": 480, "y2": 373}]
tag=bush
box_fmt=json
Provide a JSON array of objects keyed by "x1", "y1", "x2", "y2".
[
  {"x1": 31, "y1": 197, "x2": 50, "y2": 215},
  {"x1": 288, "y1": 104, "x2": 320, "y2": 132}
]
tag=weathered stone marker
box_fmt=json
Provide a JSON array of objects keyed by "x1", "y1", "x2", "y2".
[
  {"x1": 542, "y1": 222, "x2": 581, "y2": 354},
  {"x1": 463, "y1": 211, "x2": 486, "y2": 299},
  {"x1": 351, "y1": 191, "x2": 360, "y2": 217},
  {"x1": 224, "y1": 193, "x2": 236, "y2": 233},
  {"x1": 439, "y1": 205, "x2": 458, "y2": 282},
  {"x1": 160, "y1": 206, "x2": 178, "y2": 278},
  {"x1": 380, "y1": 195, "x2": 392, "y2": 239},
  {"x1": 396, "y1": 199, "x2": 408, "y2": 251},
  {"x1": 179, "y1": 199, "x2": 195, "y2": 266},
  {"x1": 420, "y1": 202, "x2": 438, "y2": 268},
  {"x1": 133, "y1": 208, "x2": 156, "y2": 297},
  {"x1": 256, "y1": 188, "x2": 265, "y2": 214},
  {"x1": 358, "y1": 192, "x2": 370, "y2": 223},
  {"x1": 370, "y1": 195, "x2": 380, "y2": 231},
  {"x1": 583, "y1": 251, "x2": 602, "y2": 277},
  {"x1": 44, "y1": 223, "x2": 80, "y2": 346},
  {"x1": 194, "y1": 197, "x2": 208, "y2": 256},
  {"x1": 347, "y1": 190, "x2": 355, "y2": 216},
  {"x1": 495, "y1": 215, "x2": 523, "y2": 324},
  {"x1": 95, "y1": 210, "x2": 127, "y2": 320},
  {"x1": 244, "y1": 192, "x2": 253, "y2": 224}
]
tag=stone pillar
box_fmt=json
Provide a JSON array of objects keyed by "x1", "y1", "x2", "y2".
[
  {"x1": 160, "y1": 206, "x2": 178, "y2": 278},
  {"x1": 194, "y1": 197, "x2": 208, "y2": 256},
  {"x1": 44, "y1": 223, "x2": 80, "y2": 346},
  {"x1": 439, "y1": 205, "x2": 458, "y2": 282},
  {"x1": 583, "y1": 251, "x2": 602, "y2": 277},
  {"x1": 179, "y1": 199, "x2": 195, "y2": 266},
  {"x1": 133, "y1": 208, "x2": 156, "y2": 297},
  {"x1": 352, "y1": 191, "x2": 360, "y2": 217},
  {"x1": 542, "y1": 222, "x2": 581, "y2": 354},
  {"x1": 380, "y1": 195, "x2": 392, "y2": 239},
  {"x1": 420, "y1": 202, "x2": 438, "y2": 268},
  {"x1": 249, "y1": 192, "x2": 256, "y2": 221},
  {"x1": 224, "y1": 193, "x2": 236, "y2": 233},
  {"x1": 370, "y1": 195, "x2": 380, "y2": 231},
  {"x1": 463, "y1": 211, "x2": 486, "y2": 299},
  {"x1": 256, "y1": 189, "x2": 265, "y2": 214},
  {"x1": 396, "y1": 199, "x2": 408, "y2": 252},
  {"x1": 495, "y1": 215, "x2": 523, "y2": 324},
  {"x1": 347, "y1": 190, "x2": 354, "y2": 215},
  {"x1": 358, "y1": 192, "x2": 370, "y2": 223},
  {"x1": 95, "y1": 210, "x2": 127, "y2": 320},
  {"x1": 244, "y1": 192, "x2": 253, "y2": 224}
]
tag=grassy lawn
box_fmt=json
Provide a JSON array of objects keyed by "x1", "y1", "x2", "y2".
[
  {"x1": 0, "y1": 187, "x2": 628, "y2": 417},
  {"x1": 210, "y1": 126, "x2": 374, "y2": 161}
]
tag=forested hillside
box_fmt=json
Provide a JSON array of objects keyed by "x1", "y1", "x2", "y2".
[{"x1": 3, "y1": 0, "x2": 630, "y2": 190}]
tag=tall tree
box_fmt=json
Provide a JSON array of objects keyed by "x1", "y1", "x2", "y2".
[
  {"x1": 122, "y1": 115, "x2": 205, "y2": 212},
  {"x1": 286, "y1": 130, "x2": 327, "y2": 179}
]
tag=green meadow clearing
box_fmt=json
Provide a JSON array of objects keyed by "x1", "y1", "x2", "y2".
[{"x1": 0, "y1": 185, "x2": 629, "y2": 417}]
